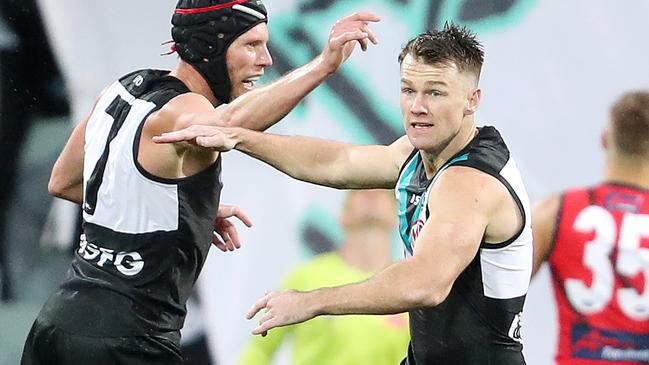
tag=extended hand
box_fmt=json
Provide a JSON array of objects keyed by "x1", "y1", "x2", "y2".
[
  {"x1": 246, "y1": 290, "x2": 318, "y2": 336},
  {"x1": 212, "y1": 204, "x2": 253, "y2": 252},
  {"x1": 153, "y1": 125, "x2": 237, "y2": 152},
  {"x1": 321, "y1": 11, "x2": 380, "y2": 73}
]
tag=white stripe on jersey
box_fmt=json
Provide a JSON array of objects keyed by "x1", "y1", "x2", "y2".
[
  {"x1": 83, "y1": 81, "x2": 179, "y2": 234},
  {"x1": 481, "y1": 157, "x2": 532, "y2": 299}
]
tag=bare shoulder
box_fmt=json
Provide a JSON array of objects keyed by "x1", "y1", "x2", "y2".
[
  {"x1": 147, "y1": 92, "x2": 215, "y2": 135},
  {"x1": 165, "y1": 92, "x2": 214, "y2": 113},
  {"x1": 436, "y1": 166, "x2": 506, "y2": 199},
  {"x1": 428, "y1": 166, "x2": 521, "y2": 244},
  {"x1": 139, "y1": 92, "x2": 219, "y2": 178},
  {"x1": 417, "y1": 166, "x2": 500, "y2": 253},
  {"x1": 388, "y1": 135, "x2": 415, "y2": 169}
]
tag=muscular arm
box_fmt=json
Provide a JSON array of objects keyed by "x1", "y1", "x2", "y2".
[
  {"x1": 154, "y1": 125, "x2": 412, "y2": 189},
  {"x1": 247, "y1": 167, "x2": 504, "y2": 334},
  {"x1": 141, "y1": 23, "x2": 369, "y2": 180},
  {"x1": 48, "y1": 115, "x2": 89, "y2": 205},
  {"x1": 532, "y1": 194, "x2": 561, "y2": 276},
  {"x1": 174, "y1": 12, "x2": 380, "y2": 133},
  {"x1": 231, "y1": 128, "x2": 413, "y2": 189},
  {"x1": 182, "y1": 57, "x2": 332, "y2": 132}
]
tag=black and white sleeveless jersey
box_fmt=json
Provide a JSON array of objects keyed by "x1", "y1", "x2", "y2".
[
  {"x1": 39, "y1": 69, "x2": 222, "y2": 342},
  {"x1": 396, "y1": 126, "x2": 532, "y2": 365}
]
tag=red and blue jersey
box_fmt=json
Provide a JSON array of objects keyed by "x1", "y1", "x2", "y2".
[{"x1": 550, "y1": 183, "x2": 649, "y2": 364}]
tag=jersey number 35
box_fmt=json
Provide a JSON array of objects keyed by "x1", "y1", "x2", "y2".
[{"x1": 566, "y1": 205, "x2": 649, "y2": 321}]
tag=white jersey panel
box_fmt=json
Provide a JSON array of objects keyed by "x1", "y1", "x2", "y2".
[
  {"x1": 83, "y1": 82, "x2": 179, "y2": 234},
  {"x1": 500, "y1": 157, "x2": 532, "y2": 222},
  {"x1": 481, "y1": 157, "x2": 533, "y2": 299},
  {"x1": 480, "y1": 240, "x2": 532, "y2": 299}
]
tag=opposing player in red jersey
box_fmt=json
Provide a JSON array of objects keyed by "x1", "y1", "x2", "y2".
[{"x1": 533, "y1": 90, "x2": 649, "y2": 365}]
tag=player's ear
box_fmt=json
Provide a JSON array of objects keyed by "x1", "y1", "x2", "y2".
[
  {"x1": 465, "y1": 87, "x2": 481, "y2": 116},
  {"x1": 601, "y1": 128, "x2": 609, "y2": 151}
]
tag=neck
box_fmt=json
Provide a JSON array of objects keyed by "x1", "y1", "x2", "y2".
[
  {"x1": 170, "y1": 60, "x2": 222, "y2": 106},
  {"x1": 338, "y1": 227, "x2": 393, "y2": 272},
  {"x1": 421, "y1": 119, "x2": 477, "y2": 178},
  {"x1": 604, "y1": 153, "x2": 649, "y2": 189}
]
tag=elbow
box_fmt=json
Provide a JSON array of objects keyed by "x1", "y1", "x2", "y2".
[
  {"x1": 405, "y1": 258, "x2": 453, "y2": 308},
  {"x1": 48, "y1": 174, "x2": 68, "y2": 199},
  {"x1": 410, "y1": 284, "x2": 452, "y2": 308},
  {"x1": 428, "y1": 287, "x2": 452, "y2": 307},
  {"x1": 293, "y1": 173, "x2": 352, "y2": 190}
]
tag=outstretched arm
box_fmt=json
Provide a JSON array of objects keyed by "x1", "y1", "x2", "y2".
[
  {"x1": 245, "y1": 167, "x2": 505, "y2": 335},
  {"x1": 154, "y1": 125, "x2": 413, "y2": 190},
  {"x1": 531, "y1": 194, "x2": 561, "y2": 276},
  {"x1": 174, "y1": 12, "x2": 381, "y2": 133}
]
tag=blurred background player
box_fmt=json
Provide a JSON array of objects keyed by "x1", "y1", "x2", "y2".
[
  {"x1": 532, "y1": 90, "x2": 649, "y2": 364},
  {"x1": 238, "y1": 189, "x2": 409, "y2": 365}
]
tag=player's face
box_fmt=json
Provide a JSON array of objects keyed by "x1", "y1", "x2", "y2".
[
  {"x1": 226, "y1": 23, "x2": 272, "y2": 100},
  {"x1": 341, "y1": 190, "x2": 397, "y2": 230},
  {"x1": 399, "y1": 54, "x2": 479, "y2": 153}
]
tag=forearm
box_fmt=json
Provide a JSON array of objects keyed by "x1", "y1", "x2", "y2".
[
  {"x1": 48, "y1": 115, "x2": 86, "y2": 205},
  {"x1": 48, "y1": 181, "x2": 83, "y2": 205},
  {"x1": 230, "y1": 127, "x2": 357, "y2": 189},
  {"x1": 225, "y1": 56, "x2": 331, "y2": 131},
  {"x1": 306, "y1": 258, "x2": 443, "y2": 316},
  {"x1": 48, "y1": 154, "x2": 83, "y2": 205}
]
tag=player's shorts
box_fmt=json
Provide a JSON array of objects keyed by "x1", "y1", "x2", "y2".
[{"x1": 21, "y1": 318, "x2": 183, "y2": 365}]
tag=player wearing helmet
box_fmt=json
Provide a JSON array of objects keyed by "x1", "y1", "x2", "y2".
[{"x1": 20, "y1": 1, "x2": 379, "y2": 364}]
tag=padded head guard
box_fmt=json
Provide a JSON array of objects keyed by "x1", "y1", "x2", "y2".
[{"x1": 172, "y1": 0, "x2": 268, "y2": 103}]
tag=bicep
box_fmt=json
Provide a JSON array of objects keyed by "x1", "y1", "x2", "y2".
[
  {"x1": 161, "y1": 93, "x2": 220, "y2": 133},
  {"x1": 149, "y1": 93, "x2": 221, "y2": 156},
  {"x1": 338, "y1": 135, "x2": 413, "y2": 189},
  {"x1": 412, "y1": 217, "x2": 483, "y2": 294},
  {"x1": 413, "y1": 215, "x2": 485, "y2": 286},
  {"x1": 412, "y1": 169, "x2": 498, "y2": 292},
  {"x1": 531, "y1": 194, "x2": 561, "y2": 276}
]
